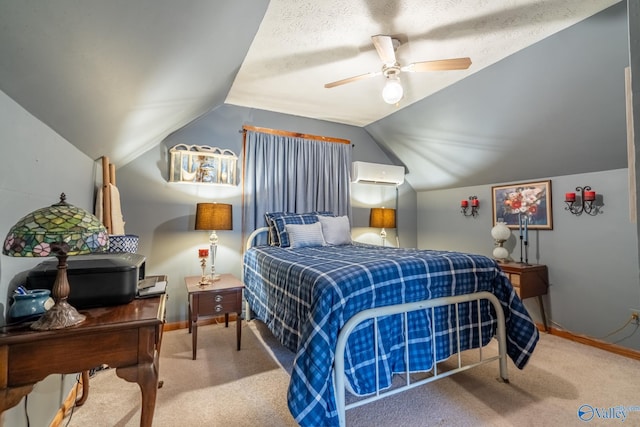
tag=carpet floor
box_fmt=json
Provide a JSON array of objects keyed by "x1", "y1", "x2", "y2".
[{"x1": 64, "y1": 320, "x2": 640, "y2": 427}]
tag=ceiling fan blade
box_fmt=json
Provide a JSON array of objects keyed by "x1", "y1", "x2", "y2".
[
  {"x1": 371, "y1": 35, "x2": 397, "y2": 65},
  {"x1": 402, "y1": 57, "x2": 472, "y2": 72},
  {"x1": 324, "y1": 71, "x2": 381, "y2": 88}
]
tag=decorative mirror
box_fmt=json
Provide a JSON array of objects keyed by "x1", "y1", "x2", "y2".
[{"x1": 169, "y1": 144, "x2": 238, "y2": 185}]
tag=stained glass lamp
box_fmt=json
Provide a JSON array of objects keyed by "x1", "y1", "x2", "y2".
[{"x1": 2, "y1": 193, "x2": 109, "y2": 330}]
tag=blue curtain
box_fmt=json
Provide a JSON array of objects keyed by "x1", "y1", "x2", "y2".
[{"x1": 242, "y1": 128, "x2": 352, "y2": 242}]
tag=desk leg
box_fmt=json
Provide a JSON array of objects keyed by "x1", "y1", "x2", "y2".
[
  {"x1": 0, "y1": 384, "x2": 35, "y2": 415},
  {"x1": 191, "y1": 321, "x2": 198, "y2": 360},
  {"x1": 115, "y1": 326, "x2": 160, "y2": 427},
  {"x1": 116, "y1": 362, "x2": 158, "y2": 427},
  {"x1": 75, "y1": 371, "x2": 90, "y2": 407},
  {"x1": 537, "y1": 295, "x2": 549, "y2": 332},
  {"x1": 190, "y1": 294, "x2": 198, "y2": 360},
  {"x1": 236, "y1": 312, "x2": 242, "y2": 351}
]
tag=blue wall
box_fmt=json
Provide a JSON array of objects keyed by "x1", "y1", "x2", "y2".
[
  {"x1": 417, "y1": 169, "x2": 640, "y2": 350},
  {"x1": 0, "y1": 90, "x2": 95, "y2": 427}
]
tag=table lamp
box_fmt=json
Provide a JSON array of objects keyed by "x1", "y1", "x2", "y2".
[
  {"x1": 2, "y1": 193, "x2": 109, "y2": 330},
  {"x1": 369, "y1": 207, "x2": 396, "y2": 247},
  {"x1": 491, "y1": 221, "x2": 511, "y2": 262},
  {"x1": 195, "y1": 203, "x2": 232, "y2": 281}
]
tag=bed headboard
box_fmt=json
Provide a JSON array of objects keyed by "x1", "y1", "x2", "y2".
[{"x1": 245, "y1": 227, "x2": 270, "y2": 251}]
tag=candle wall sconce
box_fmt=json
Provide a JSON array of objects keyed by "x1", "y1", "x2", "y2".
[
  {"x1": 565, "y1": 186, "x2": 602, "y2": 216},
  {"x1": 461, "y1": 196, "x2": 479, "y2": 217}
]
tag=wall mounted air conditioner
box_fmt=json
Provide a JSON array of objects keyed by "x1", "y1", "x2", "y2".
[{"x1": 352, "y1": 161, "x2": 405, "y2": 185}]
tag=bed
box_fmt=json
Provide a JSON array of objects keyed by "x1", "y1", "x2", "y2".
[{"x1": 243, "y1": 214, "x2": 539, "y2": 427}]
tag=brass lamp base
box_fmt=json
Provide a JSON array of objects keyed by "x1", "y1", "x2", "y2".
[
  {"x1": 198, "y1": 275, "x2": 221, "y2": 287},
  {"x1": 30, "y1": 251, "x2": 85, "y2": 330},
  {"x1": 30, "y1": 300, "x2": 85, "y2": 330}
]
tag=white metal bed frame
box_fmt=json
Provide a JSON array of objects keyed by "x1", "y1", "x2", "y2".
[
  {"x1": 333, "y1": 292, "x2": 508, "y2": 426},
  {"x1": 244, "y1": 228, "x2": 509, "y2": 426}
]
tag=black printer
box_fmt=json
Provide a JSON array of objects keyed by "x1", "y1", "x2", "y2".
[{"x1": 26, "y1": 253, "x2": 146, "y2": 309}]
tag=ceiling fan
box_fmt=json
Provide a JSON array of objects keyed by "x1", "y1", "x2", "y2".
[{"x1": 324, "y1": 35, "x2": 472, "y2": 104}]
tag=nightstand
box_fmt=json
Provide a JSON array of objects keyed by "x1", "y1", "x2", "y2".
[
  {"x1": 184, "y1": 274, "x2": 244, "y2": 360},
  {"x1": 499, "y1": 262, "x2": 549, "y2": 331}
]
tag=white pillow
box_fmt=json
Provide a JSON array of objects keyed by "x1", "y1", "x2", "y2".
[
  {"x1": 318, "y1": 215, "x2": 352, "y2": 245},
  {"x1": 285, "y1": 222, "x2": 326, "y2": 248}
]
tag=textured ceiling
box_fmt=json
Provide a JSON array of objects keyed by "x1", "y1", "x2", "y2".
[{"x1": 227, "y1": 0, "x2": 620, "y2": 126}]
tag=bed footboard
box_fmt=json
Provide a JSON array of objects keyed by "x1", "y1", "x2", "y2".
[{"x1": 333, "y1": 291, "x2": 508, "y2": 427}]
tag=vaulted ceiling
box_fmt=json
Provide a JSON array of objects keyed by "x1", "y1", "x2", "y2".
[{"x1": 0, "y1": 0, "x2": 628, "y2": 191}]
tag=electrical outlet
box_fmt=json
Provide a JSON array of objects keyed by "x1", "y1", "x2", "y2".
[{"x1": 631, "y1": 309, "x2": 640, "y2": 325}]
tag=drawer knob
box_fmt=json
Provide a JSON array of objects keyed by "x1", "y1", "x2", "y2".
[
  {"x1": 215, "y1": 295, "x2": 223, "y2": 302},
  {"x1": 215, "y1": 304, "x2": 223, "y2": 312}
]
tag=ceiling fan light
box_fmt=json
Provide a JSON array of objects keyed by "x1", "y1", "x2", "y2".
[{"x1": 382, "y1": 77, "x2": 403, "y2": 104}]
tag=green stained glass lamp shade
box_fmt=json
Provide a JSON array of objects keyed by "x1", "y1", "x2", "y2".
[
  {"x1": 3, "y1": 193, "x2": 109, "y2": 330},
  {"x1": 3, "y1": 195, "x2": 108, "y2": 257}
]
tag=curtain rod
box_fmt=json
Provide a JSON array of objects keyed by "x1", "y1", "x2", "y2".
[{"x1": 241, "y1": 125, "x2": 351, "y2": 145}]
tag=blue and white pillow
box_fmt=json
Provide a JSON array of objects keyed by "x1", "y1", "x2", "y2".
[
  {"x1": 272, "y1": 213, "x2": 321, "y2": 248},
  {"x1": 285, "y1": 222, "x2": 326, "y2": 248},
  {"x1": 264, "y1": 211, "x2": 292, "y2": 246},
  {"x1": 265, "y1": 211, "x2": 334, "y2": 247}
]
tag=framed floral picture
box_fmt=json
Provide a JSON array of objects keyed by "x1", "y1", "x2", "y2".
[{"x1": 491, "y1": 180, "x2": 553, "y2": 229}]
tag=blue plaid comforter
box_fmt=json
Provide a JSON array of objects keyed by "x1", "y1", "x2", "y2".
[{"x1": 243, "y1": 244, "x2": 539, "y2": 427}]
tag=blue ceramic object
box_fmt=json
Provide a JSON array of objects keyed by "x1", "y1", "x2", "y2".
[
  {"x1": 8, "y1": 289, "x2": 52, "y2": 321},
  {"x1": 108, "y1": 234, "x2": 139, "y2": 253}
]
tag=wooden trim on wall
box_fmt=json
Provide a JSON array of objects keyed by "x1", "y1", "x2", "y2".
[
  {"x1": 540, "y1": 324, "x2": 640, "y2": 361},
  {"x1": 242, "y1": 125, "x2": 350, "y2": 144}
]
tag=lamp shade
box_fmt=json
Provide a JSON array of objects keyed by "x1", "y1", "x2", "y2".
[
  {"x1": 382, "y1": 76, "x2": 403, "y2": 104},
  {"x1": 195, "y1": 203, "x2": 232, "y2": 231},
  {"x1": 3, "y1": 193, "x2": 109, "y2": 257},
  {"x1": 370, "y1": 208, "x2": 396, "y2": 229},
  {"x1": 491, "y1": 222, "x2": 511, "y2": 242}
]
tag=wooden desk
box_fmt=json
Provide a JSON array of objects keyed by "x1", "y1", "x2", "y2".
[
  {"x1": 185, "y1": 274, "x2": 243, "y2": 360},
  {"x1": 0, "y1": 291, "x2": 167, "y2": 427},
  {"x1": 499, "y1": 262, "x2": 549, "y2": 331}
]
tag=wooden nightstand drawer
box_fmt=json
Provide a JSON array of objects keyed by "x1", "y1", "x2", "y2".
[
  {"x1": 197, "y1": 291, "x2": 241, "y2": 313},
  {"x1": 509, "y1": 274, "x2": 520, "y2": 286}
]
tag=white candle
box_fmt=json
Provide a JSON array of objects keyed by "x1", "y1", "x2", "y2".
[
  {"x1": 524, "y1": 216, "x2": 528, "y2": 242},
  {"x1": 518, "y1": 213, "x2": 523, "y2": 238}
]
